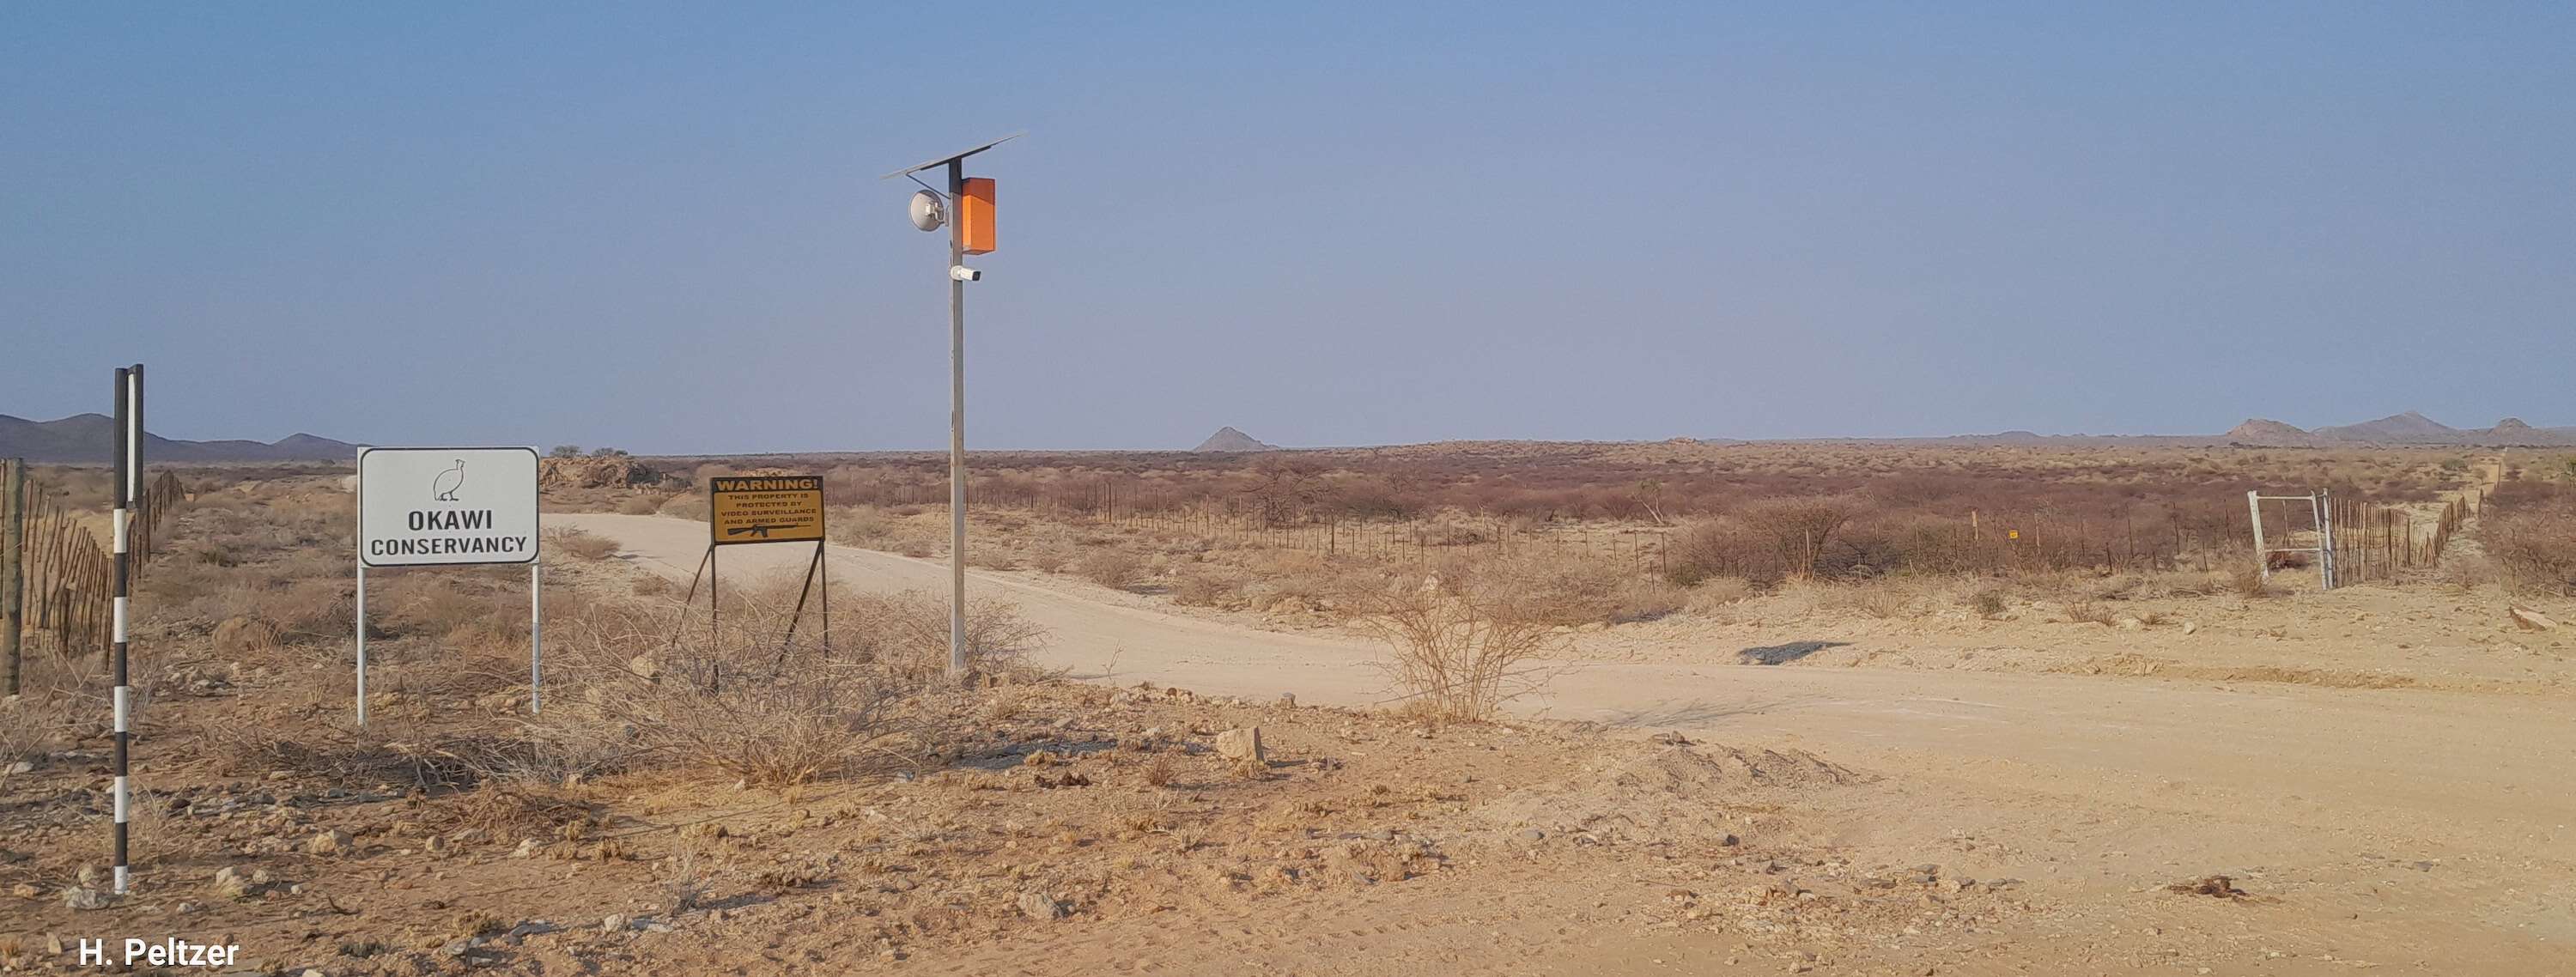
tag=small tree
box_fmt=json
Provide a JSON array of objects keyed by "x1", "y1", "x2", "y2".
[
  {"x1": 549, "y1": 445, "x2": 583, "y2": 458},
  {"x1": 1353, "y1": 572, "x2": 1564, "y2": 723}
]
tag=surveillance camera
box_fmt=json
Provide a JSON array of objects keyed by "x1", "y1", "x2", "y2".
[{"x1": 950, "y1": 264, "x2": 982, "y2": 282}]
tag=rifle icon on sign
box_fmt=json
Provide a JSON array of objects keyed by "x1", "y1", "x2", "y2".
[{"x1": 727, "y1": 524, "x2": 787, "y2": 538}]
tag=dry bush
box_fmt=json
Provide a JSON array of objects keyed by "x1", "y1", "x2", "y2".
[
  {"x1": 1170, "y1": 566, "x2": 1250, "y2": 607},
  {"x1": 831, "y1": 506, "x2": 897, "y2": 545},
  {"x1": 1352, "y1": 573, "x2": 1565, "y2": 723},
  {"x1": 1471, "y1": 553, "x2": 1684, "y2": 624},
  {"x1": 1074, "y1": 549, "x2": 1145, "y2": 590},
  {"x1": 1965, "y1": 588, "x2": 2008, "y2": 618},
  {"x1": 544, "y1": 586, "x2": 921, "y2": 787},
  {"x1": 1026, "y1": 544, "x2": 1072, "y2": 573},
  {"x1": 2486, "y1": 505, "x2": 2576, "y2": 597},
  {"x1": 544, "y1": 526, "x2": 619, "y2": 561},
  {"x1": 616, "y1": 494, "x2": 667, "y2": 515},
  {"x1": 1837, "y1": 580, "x2": 1918, "y2": 619},
  {"x1": 1683, "y1": 576, "x2": 1754, "y2": 615},
  {"x1": 657, "y1": 494, "x2": 710, "y2": 521},
  {"x1": 0, "y1": 695, "x2": 70, "y2": 792},
  {"x1": 2063, "y1": 600, "x2": 2119, "y2": 626},
  {"x1": 835, "y1": 590, "x2": 1050, "y2": 684},
  {"x1": 2230, "y1": 563, "x2": 2274, "y2": 598}
]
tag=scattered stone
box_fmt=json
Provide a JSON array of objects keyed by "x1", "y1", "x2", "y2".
[
  {"x1": 2114, "y1": 616, "x2": 2146, "y2": 631},
  {"x1": 211, "y1": 866, "x2": 252, "y2": 900},
  {"x1": 601, "y1": 913, "x2": 628, "y2": 934},
  {"x1": 5, "y1": 760, "x2": 30, "y2": 775},
  {"x1": 63, "y1": 886, "x2": 112, "y2": 910},
  {"x1": 9, "y1": 883, "x2": 38, "y2": 899},
  {"x1": 2180, "y1": 621, "x2": 2201, "y2": 635},
  {"x1": 2510, "y1": 607, "x2": 2556, "y2": 631},
  {"x1": 1277, "y1": 692, "x2": 1297, "y2": 708},
  {"x1": 1648, "y1": 731, "x2": 1694, "y2": 747},
  {"x1": 1018, "y1": 890, "x2": 1068, "y2": 920},
  {"x1": 627, "y1": 654, "x2": 661, "y2": 680},
  {"x1": 1518, "y1": 829, "x2": 1546, "y2": 841},
  {"x1": 1024, "y1": 750, "x2": 1060, "y2": 768},
  {"x1": 1214, "y1": 727, "x2": 1266, "y2": 764},
  {"x1": 306, "y1": 829, "x2": 355, "y2": 856},
  {"x1": 512, "y1": 839, "x2": 544, "y2": 859}
]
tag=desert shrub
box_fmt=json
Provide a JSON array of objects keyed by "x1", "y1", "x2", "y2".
[
  {"x1": 835, "y1": 590, "x2": 1050, "y2": 684},
  {"x1": 616, "y1": 494, "x2": 667, "y2": 515},
  {"x1": 2229, "y1": 563, "x2": 2273, "y2": 598},
  {"x1": 1352, "y1": 573, "x2": 1564, "y2": 723},
  {"x1": 2063, "y1": 600, "x2": 2118, "y2": 626},
  {"x1": 540, "y1": 584, "x2": 1034, "y2": 786},
  {"x1": 1170, "y1": 566, "x2": 1249, "y2": 607},
  {"x1": 0, "y1": 695, "x2": 70, "y2": 791},
  {"x1": 1074, "y1": 549, "x2": 1145, "y2": 590},
  {"x1": 1836, "y1": 581, "x2": 1917, "y2": 619},
  {"x1": 1965, "y1": 589, "x2": 2007, "y2": 618},
  {"x1": 657, "y1": 494, "x2": 710, "y2": 521},
  {"x1": 544, "y1": 526, "x2": 619, "y2": 561},
  {"x1": 1684, "y1": 576, "x2": 1754, "y2": 615},
  {"x1": 1740, "y1": 496, "x2": 1861, "y2": 580},
  {"x1": 1025, "y1": 544, "x2": 1072, "y2": 573},
  {"x1": 2486, "y1": 503, "x2": 2576, "y2": 597},
  {"x1": 831, "y1": 506, "x2": 898, "y2": 545}
]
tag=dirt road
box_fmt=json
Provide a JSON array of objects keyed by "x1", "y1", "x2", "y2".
[{"x1": 562, "y1": 513, "x2": 2576, "y2": 971}]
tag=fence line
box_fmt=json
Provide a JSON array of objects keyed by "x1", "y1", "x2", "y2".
[{"x1": 4, "y1": 469, "x2": 181, "y2": 664}]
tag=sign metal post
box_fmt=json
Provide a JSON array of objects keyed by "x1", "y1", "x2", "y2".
[{"x1": 355, "y1": 447, "x2": 542, "y2": 724}]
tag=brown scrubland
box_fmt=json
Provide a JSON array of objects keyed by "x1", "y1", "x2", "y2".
[{"x1": 3, "y1": 442, "x2": 2573, "y2": 974}]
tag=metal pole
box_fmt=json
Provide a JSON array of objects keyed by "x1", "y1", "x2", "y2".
[
  {"x1": 3, "y1": 458, "x2": 21, "y2": 697},
  {"x1": 946, "y1": 158, "x2": 969, "y2": 680},
  {"x1": 528, "y1": 560, "x2": 541, "y2": 715},
  {"x1": 355, "y1": 563, "x2": 368, "y2": 725},
  {"x1": 110, "y1": 367, "x2": 131, "y2": 895},
  {"x1": 2245, "y1": 489, "x2": 2268, "y2": 583}
]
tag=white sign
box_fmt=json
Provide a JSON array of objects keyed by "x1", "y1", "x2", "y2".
[{"x1": 358, "y1": 447, "x2": 540, "y2": 567}]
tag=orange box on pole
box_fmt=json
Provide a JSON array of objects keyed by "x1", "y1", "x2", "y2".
[{"x1": 958, "y1": 177, "x2": 996, "y2": 255}]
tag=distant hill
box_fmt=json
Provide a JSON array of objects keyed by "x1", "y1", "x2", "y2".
[
  {"x1": 1192, "y1": 427, "x2": 1279, "y2": 452},
  {"x1": 2224, "y1": 412, "x2": 2576, "y2": 447},
  {"x1": 0, "y1": 413, "x2": 361, "y2": 464}
]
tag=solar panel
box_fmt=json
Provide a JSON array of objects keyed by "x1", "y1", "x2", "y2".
[{"x1": 881, "y1": 132, "x2": 1025, "y2": 179}]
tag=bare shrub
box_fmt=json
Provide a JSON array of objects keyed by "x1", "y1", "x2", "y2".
[
  {"x1": 1170, "y1": 567, "x2": 1249, "y2": 608},
  {"x1": 2487, "y1": 506, "x2": 2576, "y2": 597},
  {"x1": 1684, "y1": 576, "x2": 1753, "y2": 615},
  {"x1": 1965, "y1": 589, "x2": 2008, "y2": 618},
  {"x1": 2229, "y1": 563, "x2": 2274, "y2": 598},
  {"x1": 657, "y1": 494, "x2": 710, "y2": 521},
  {"x1": 546, "y1": 586, "x2": 930, "y2": 787},
  {"x1": 1352, "y1": 573, "x2": 1565, "y2": 723},
  {"x1": 1026, "y1": 545, "x2": 1072, "y2": 573},
  {"x1": 1838, "y1": 581, "x2": 1917, "y2": 619},
  {"x1": 616, "y1": 494, "x2": 667, "y2": 516},
  {"x1": 2063, "y1": 600, "x2": 2118, "y2": 626},
  {"x1": 544, "y1": 526, "x2": 619, "y2": 561},
  {"x1": 836, "y1": 590, "x2": 1049, "y2": 684},
  {"x1": 0, "y1": 695, "x2": 70, "y2": 792},
  {"x1": 1075, "y1": 550, "x2": 1145, "y2": 591}
]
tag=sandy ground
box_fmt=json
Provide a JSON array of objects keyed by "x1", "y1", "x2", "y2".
[{"x1": 548, "y1": 512, "x2": 2576, "y2": 974}]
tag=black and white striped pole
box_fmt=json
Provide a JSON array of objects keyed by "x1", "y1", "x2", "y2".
[{"x1": 110, "y1": 364, "x2": 140, "y2": 895}]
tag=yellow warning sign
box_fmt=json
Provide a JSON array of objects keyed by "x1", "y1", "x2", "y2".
[{"x1": 708, "y1": 476, "x2": 826, "y2": 546}]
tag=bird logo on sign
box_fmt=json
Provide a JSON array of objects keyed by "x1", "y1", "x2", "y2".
[{"x1": 431, "y1": 459, "x2": 465, "y2": 502}]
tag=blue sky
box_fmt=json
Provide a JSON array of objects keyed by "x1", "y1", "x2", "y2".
[{"x1": 5, "y1": 3, "x2": 2570, "y2": 452}]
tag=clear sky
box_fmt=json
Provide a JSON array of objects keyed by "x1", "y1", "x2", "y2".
[{"x1": 6, "y1": 3, "x2": 2570, "y2": 452}]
